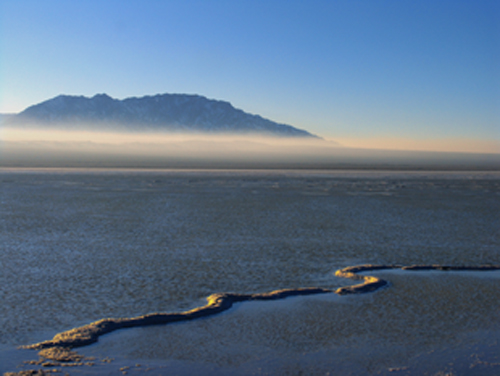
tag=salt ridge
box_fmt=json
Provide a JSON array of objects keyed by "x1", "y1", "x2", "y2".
[{"x1": 24, "y1": 264, "x2": 500, "y2": 352}]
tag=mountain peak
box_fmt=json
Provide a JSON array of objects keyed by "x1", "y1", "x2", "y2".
[
  {"x1": 92, "y1": 93, "x2": 114, "y2": 100},
  {"x1": 9, "y1": 93, "x2": 319, "y2": 138}
]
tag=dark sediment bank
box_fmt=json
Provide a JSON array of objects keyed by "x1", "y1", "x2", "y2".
[{"x1": 23, "y1": 264, "x2": 500, "y2": 353}]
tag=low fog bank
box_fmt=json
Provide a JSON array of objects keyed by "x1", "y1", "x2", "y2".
[{"x1": 1, "y1": 128, "x2": 499, "y2": 170}]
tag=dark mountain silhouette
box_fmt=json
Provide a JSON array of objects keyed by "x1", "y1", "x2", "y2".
[{"x1": 7, "y1": 93, "x2": 318, "y2": 138}]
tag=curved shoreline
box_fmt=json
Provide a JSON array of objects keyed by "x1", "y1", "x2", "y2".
[{"x1": 23, "y1": 264, "x2": 500, "y2": 351}]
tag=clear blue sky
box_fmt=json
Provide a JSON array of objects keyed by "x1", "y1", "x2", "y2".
[{"x1": 1, "y1": 0, "x2": 498, "y2": 145}]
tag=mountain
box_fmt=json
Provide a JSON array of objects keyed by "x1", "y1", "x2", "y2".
[
  {"x1": 7, "y1": 93, "x2": 318, "y2": 138},
  {"x1": 0, "y1": 113, "x2": 15, "y2": 123}
]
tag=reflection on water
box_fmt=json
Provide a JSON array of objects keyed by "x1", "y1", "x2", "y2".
[{"x1": 1, "y1": 169, "x2": 499, "y2": 375}]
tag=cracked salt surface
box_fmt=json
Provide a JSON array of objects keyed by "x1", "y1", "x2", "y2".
[{"x1": 1, "y1": 169, "x2": 499, "y2": 375}]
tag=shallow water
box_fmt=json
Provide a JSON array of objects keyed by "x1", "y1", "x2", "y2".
[
  {"x1": 1, "y1": 169, "x2": 499, "y2": 375},
  {"x1": 77, "y1": 271, "x2": 500, "y2": 375}
]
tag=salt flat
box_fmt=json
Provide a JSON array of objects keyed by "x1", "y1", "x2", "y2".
[{"x1": 1, "y1": 169, "x2": 499, "y2": 375}]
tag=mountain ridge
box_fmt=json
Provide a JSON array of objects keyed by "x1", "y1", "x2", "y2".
[{"x1": 6, "y1": 93, "x2": 318, "y2": 138}]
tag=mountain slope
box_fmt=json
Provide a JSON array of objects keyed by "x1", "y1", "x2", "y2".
[{"x1": 8, "y1": 93, "x2": 318, "y2": 138}]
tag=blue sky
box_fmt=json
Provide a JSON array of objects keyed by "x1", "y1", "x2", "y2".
[{"x1": 1, "y1": 0, "x2": 498, "y2": 150}]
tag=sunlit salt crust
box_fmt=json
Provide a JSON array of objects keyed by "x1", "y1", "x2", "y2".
[{"x1": 23, "y1": 264, "x2": 500, "y2": 354}]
